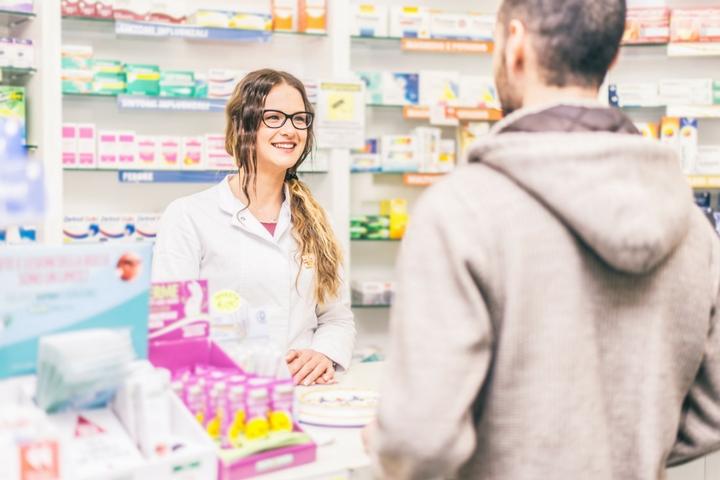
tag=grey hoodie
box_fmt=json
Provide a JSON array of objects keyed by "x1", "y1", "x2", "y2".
[{"x1": 373, "y1": 104, "x2": 720, "y2": 480}]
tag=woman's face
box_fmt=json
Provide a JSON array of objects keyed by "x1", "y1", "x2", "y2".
[{"x1": 255, "y1": 83, "x2": 308, "y2": 173}]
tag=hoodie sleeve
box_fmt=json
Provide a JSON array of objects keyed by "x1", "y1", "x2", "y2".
[
  {"x1": 668, "y1": 240, "x2": 720, "y2": 466},
  {"x1": 372, "y1": 190, "x2": 494, "y2": 479}
]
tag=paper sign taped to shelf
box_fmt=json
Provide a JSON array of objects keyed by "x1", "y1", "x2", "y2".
[{"x1": 316, "y1": 81, "x2": 366, "y2": 149}]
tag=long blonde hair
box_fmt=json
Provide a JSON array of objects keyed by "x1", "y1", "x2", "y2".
[{"x1": 224, "y1": 69, "x2": 343, "y2": 304}]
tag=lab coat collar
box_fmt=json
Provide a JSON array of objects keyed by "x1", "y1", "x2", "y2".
[{"x1": 217, "y1": 175, "x2": 293, "y2": 241}]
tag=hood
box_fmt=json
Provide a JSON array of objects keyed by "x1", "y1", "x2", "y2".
[{"x1": 468, "y1": 105, "x2": 693, "y2": 274}]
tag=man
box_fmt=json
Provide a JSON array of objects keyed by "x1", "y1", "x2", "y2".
[{"x1": 369, "y1": 1, "x2": 720, "y2": 479}]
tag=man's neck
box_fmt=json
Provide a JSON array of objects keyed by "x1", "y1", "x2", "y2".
[{"x1": 522, "y1": 84, "x2": 600, "y2": 110}]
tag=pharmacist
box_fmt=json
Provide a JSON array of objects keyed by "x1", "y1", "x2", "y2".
[{"x1": 152, "y1": 69, "x2": 356, "y2": 386}]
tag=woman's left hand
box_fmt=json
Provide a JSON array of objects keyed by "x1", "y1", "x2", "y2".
[{"x1": 286, "y1": 349, "x2": 335, "y2": 386}]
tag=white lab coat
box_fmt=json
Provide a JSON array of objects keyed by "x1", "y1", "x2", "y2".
[{"x1": 152, "y1": 175, "x2": 356, "y2": 369}]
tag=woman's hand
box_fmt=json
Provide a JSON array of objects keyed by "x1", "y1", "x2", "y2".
[{"x1": 286, "y1": 349, "x2": 335, "y2": 386}]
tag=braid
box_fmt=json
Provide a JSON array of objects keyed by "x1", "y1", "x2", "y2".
[{"x1": 287, "y1": 178, "x2": 343, "y2": 304}]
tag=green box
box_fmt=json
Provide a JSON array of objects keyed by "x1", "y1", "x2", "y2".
[
  {"x1": 713, "y1": 81, "x2": 720, "y2": 105},
  {"x1": 62, "y1": 80, "x2": 93, "y2": 94},
  {"x1": 92, "y1": 59, "x2": 124, "y2": 74},
  {"x1": 125, "y1": 64, "x2": 161, "y2": 96},
  {"x1": 194, "y1": 74, "x2": 208, "y2": 98},
  {"x1": 92, "y1": 72, "x2": 127, "y2": 95},
  {"x1": 160, "y1": 71, "x2": 195, "y2": 98}
]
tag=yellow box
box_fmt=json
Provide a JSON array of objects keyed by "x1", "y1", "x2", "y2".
[{"x1": 380, "y1": 198, "x2": 408, "y2": 240}]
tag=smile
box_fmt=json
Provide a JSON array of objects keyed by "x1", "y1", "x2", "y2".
[{"x1": 272, "y1": 142, "x2": 296, "y2": 150}]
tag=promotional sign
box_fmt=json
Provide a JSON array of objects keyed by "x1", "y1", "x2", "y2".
[{"x1": 0, "y1": 244, "x2": 152, "y2": 378}]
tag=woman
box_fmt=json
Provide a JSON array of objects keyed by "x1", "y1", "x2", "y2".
[{"x1": 152, "y1": 69, "x2": 355, "y2": 386}]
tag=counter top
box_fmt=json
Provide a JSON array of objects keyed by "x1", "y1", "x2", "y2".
[{"x1": 256, "y1": 362, "x2": 382, "y2": 480}]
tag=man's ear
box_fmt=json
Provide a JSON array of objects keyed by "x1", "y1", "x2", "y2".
[{"x1": 505, "y1": 19, "x2": 527, "y2": 76}]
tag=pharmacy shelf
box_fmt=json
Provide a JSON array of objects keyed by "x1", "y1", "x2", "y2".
[
  {"x1": 667, "y1": 105, "x2": 720, "y2": 119},
  {"x1": 61, "y1": 93, "x2": 228, "y2": 112},
  {"x1": 0, "y1": 8, "x2": 35, "y2": 27},
  {"x1": 351, "y1": 170, "x2": 448, "y2": 187},
  {"x1": 367, "y1": 104, "x2": 503, "y2": 122},
  {"x1": 63, "y1": 169, "x2": 327, "y2": 184},
  {"x1": 116, "y1": 94, "x2": 227, "y2": 112},
  {"x1": 62, "y1": 16, "x2": 327, "y2": 42},
  {"x1": 667, "y1": 43, "x2": 720, "y2": 57},
  {"x1": 351, "y1": 35, "x2": 494, "y2": 54}
]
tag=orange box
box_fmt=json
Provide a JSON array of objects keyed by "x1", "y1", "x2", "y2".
[
  {"x1": 272, "y1": 0, "x2": 297, "y2": 32},
  {"x1": 670, "y1": 8, "x2": 720, "y2": 43},
  {"x1": 623, "y1": 7, "x2": 669, "y2": 44},
  {"x1": 299, "y1": 0, "x2": 326, "y2": 33}
]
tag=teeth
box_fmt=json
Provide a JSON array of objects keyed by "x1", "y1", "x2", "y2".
[{"x1": 273, "y1": 143, "x2": 295, "y2": 149}]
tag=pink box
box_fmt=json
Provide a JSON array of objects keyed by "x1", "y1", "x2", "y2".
[
  {"x1": 77, "y1": 123, "x2": 97, "y2": 168},
  {"x1": 118, "y1": 131, "x2": 136, "y2": 166},
  {"x1": 149, "y1": 339, "x2": 317, "y2": 479},
  {"x1": 149, "y1": 280, "x2": 210, "y2": 342},
  {"x1": 98, "y1": 131, "x2": 118, "y2": 169},
  {"x1": 62, "y1": 124, "x2": 78, "y2": 167}
]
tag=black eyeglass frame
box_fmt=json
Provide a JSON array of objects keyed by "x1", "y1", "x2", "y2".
[{"x1": 261, "y1": 109, "x2": 314, "y2": 130}]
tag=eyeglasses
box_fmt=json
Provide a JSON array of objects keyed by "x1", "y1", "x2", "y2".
[{"x1": 261, "y1": 109, "x2": 314, "y2": 130}]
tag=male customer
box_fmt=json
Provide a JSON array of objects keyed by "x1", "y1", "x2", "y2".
[{"x1": 370, "y1": 1, "x2": 720, "y2": 479}]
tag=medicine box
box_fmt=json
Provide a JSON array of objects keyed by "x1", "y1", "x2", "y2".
[
  {"x1": 62, "y1": 215, "x2": 100, "y2": 243},
  {"x1": 299, "y1": 0, "x2": 326, "y2": 34},
  {"x1": 381, "y1": 134, "x2": 419, "y2": 172},
  {"x1": 351, "y1": 3, "x2": 389, "y2": 37},
  {"x1": 389, "y1": 5, "x2": 430, "y2": 38},
  {"x1": 77, "y1": 123, "x2": 97, "y2": 168},
  {"x1": 136, "y1": 135, "x2": 159, "y2": 169},
  {"x1": 97, "y1": 130, "x2": 119, "y2": 169},
  {"x1": 272, "y1": 0, "x2": 298, "y2": 32},
  {"x1": 623, "y1": 7, "x2": 670, "y2": 44},
  {"x1": 126, "y1": 64, "x2": 161, "y2": 96},
  {"x1": 181, "y1": 136, "x2": 204, "y2": 170}
]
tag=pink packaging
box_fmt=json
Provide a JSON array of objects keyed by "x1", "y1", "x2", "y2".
[
  {"x1": 78, "y1": 0, "x2": 97, "y2": 17},
  {"x1": 182, "y1": 136, "x2": 204, "y2": 170},
  {"x1": 136, "y1": 135, "x2": 158, "y2": 169},
  {"x1": 204, "y1": 134, "x2": 235, "y2": 171},
  {"x1": 62, "y1": 124, "x2": 78, "y2": 167},
  {"x1": 117, "y1": 131, "x2": 136, "y2": 166},
  {"x1": 62, "y1": 0, "x2": 80, "y2": 16},
  {"x1": 77, "y1": 123, "x2": 96, "y2": 168},
  {"x1": 149, "y1": 280, "x2": 210, "y2": 342},
  {"x1": 97, "y1": 130, "x2": 118, "y2": 169},
  {"x1": 160, "y1": 136, "x2": 181, "y2": 169},
  {"x1": 96, "y1": 0, "x2": 113, "y2": 18}
]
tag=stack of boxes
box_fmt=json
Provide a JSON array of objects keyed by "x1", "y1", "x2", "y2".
[
  {"x1": 352, "y1": 127, "x2": 456, "y2": 173},
  {"x1": 350, "y1": 4, "x2": 494, "y2": 41},
  {"x1": 62, "y1": 125, "x2": 236, "y2": 171},
  {"x1": 350, "y1": 199, "x2": 408, "y2": 241},
  {"x1": 62, "y1": 213, "x2": 161, "y2": 244},
  {"x1": 0, "y1": 37, "x2": 34, "y2": 69},
  {"x1": 61, "y1": 0, "x2": 327, "y2": 34},
  {"x1": 357, "y1": 70, "x2": 498, "y2": 109}
]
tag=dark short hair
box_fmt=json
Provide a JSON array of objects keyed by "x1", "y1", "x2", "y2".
[{"x1": 498, "y1": 0, "x2": 626, "y2": 88}]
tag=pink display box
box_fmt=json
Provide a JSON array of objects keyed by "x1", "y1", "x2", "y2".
[{"x1": 149, "y1": 337, "x2": 317, "y2": 479}]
